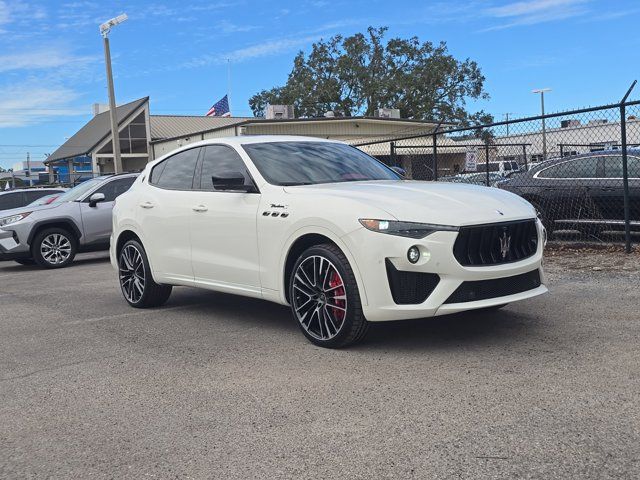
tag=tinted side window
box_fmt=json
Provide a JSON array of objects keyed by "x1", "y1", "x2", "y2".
[
  {"x1": 92, "y1": 177, "x2": 136, "y2": 202},
  {"x1": 199, "y1": 145, "x2": 251, "y2": 190},
  {"x1": 25, "y1": 190, "x2": 55, "y2": 202},
  {"x1": 538, "y1": 158, "x2": 599, "y2": 178},
  {"x1": 0, "y1": 192, "x2": 22, "y2": 210},
  {"x1": 154, "y1": 148, "x2": 200, "y2": 190},
  {"x1": 605, "y1": 156, "x2": 640, "y2": 178}
]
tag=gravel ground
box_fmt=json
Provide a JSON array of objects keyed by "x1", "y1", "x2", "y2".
[{"x1": 0, "y1": 249, "x2": 638, "y2": 479}]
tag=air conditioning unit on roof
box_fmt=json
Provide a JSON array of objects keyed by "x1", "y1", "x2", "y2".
[
  {"x1": 375, "y1": 108, "x2": 400, "y2": 119},
  {"x1": 266, "y1": 105, "x2": 295, "y2": 120}
]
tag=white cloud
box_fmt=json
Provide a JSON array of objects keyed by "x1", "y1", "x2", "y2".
[
  {"x1": 182, "y1": 34, "x2": 321, "y2": 68},
  {"x1": 0, "y1": 1, "x2": 11, "y2": 25},
  {"x1": 0, "y1": 83, "x2": 84, "y2": 128},
  {"x1": 217, "y1": 19, "x2": 258, "y2": 33},
  {"x1": 483, "y1": 0, "x2": 591, "y2": 30},
  {"x1": 0, "y1": 48, "x2": 95, "y2": 73}
]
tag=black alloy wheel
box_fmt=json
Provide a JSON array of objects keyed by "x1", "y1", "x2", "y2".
[
  {"x1": 290, "y1": 243, "x2": 368, "y2": 348},
  {"x1": 118, "y1": 239, "x2": 172, "y2": 308}
]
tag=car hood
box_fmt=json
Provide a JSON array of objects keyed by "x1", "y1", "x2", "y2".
[
  {"x1": 0, "y1": 201, "x2": 70, "y2": 218},
  {"x1": 284, "y1": 180, "x2": 536, "y2": 226}
]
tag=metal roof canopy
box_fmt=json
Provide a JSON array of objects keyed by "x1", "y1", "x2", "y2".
[{"x1": 45, "y1": 97, "x2": 149, "y2": 164}]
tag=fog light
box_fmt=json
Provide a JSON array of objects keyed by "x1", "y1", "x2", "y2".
[{"x1": 407, "y1": 246, "x2": 420, "y2": 264}]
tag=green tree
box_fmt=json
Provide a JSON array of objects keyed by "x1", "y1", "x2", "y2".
[{"x1": 249, "y1": 27, "x2": 492, "y2": 124}]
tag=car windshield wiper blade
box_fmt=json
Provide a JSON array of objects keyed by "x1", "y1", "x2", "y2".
[{"x1": 280, "y1": 181, "x2": 314, "y2": 186}]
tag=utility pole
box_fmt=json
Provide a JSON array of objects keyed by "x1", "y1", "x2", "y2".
[
  {"x1": 100, "y1": 14, "x2": 128, "y2": 174},
  {"x1": 532, "y1": 88, "x2": 551, "y2": 160},
  {"x1": 503, "y1": 113, "x2": 515, "y2": 136},
  {"x1": 26, "y1": 152, "x2": 31, "y2": 186}
]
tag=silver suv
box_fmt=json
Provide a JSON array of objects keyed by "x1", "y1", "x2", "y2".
[{"x1": 0, "y1": 174, "x2": 137, "y2": 268}]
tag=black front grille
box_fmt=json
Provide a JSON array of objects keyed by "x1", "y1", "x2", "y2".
[
  {"x1": 385, "y1": 259, "x2": 440, "y2": 305},
  {"x1": 453, "y1": 219, "x2": 538, "y2": 266},
  {"x1": 444, "y1": 269, "x2": 541, "y2": 304}
]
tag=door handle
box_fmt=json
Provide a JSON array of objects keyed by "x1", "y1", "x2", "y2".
[
  {"x1": 139, "y1": 201, "x2": 154, "y2": 209},
  {"x1": 192, "y1": 205, "x2": 208, "y2": 212}
]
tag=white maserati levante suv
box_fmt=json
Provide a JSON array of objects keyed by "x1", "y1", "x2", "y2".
[{"x1": 111, "y1": 136, "x2": 547, "y2": 348}]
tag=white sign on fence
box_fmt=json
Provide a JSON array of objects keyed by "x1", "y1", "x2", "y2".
[{"x1": 465, "y1": 147, "x2": 478, "y2": 172}]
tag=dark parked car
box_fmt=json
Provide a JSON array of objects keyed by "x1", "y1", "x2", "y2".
[
  {"x1": 0, "y1": 188, "x2": 67, "y2": 212},
  {"x1": 498, "y1": 151, "x2": 640, "y2": 234}
]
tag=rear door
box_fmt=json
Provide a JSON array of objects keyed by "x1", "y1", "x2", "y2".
[
  {"x1": 189, "y1": 145, "x2": 261, "y2": 291},
  {"x1": 602, "y1": 154, "x2": 640, "y2": 221},
  {"x1": 535, "y1": 157, "x2": 602, "y2": 226},
  {"x1": 138, "y1": 147, "x2": 201, "y2": 283},
  {"x1": 80, "y1": 176, "x2": 137, "y2": 245}
]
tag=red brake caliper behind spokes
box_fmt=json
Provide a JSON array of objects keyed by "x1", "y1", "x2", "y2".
[{"x1": 329, "y1": 271, "x2": 345, "y2": 323}]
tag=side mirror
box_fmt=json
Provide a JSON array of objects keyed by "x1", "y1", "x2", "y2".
[
  {"x1": 88, "y1": 192, "x2": 106, "y2": 207},
  {"x1": 211, "y1": 172, "x2": 256, "y2": 192},
  {"x1": 391, "y1": 166, "x2": 406, "y2": 177}
]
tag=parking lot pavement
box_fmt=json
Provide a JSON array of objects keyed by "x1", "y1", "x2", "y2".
[{"x1": 1, "y1": 251, "x2": 639, "y2": 479}]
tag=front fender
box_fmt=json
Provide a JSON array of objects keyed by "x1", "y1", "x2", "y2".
[{"x1": 277, "y1": 224, "x2": 369, "y2": 307}]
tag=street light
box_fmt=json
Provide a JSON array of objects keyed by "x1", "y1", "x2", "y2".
[
  {"x1": 532, "y1": 88, "x2": 551, "y2": 160},
  {"x1": 100, "y1": 13, "x2": 128, "y2": 174}
]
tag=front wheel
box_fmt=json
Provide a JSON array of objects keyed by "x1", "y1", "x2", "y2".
[
  {"x1": 32, "y1": 228, "x2": 77, "y2": 268},
  {"x1": 289, "y1": 243, "x2": 369, "y2": 348},
  {"x1": 118, "y1": 239, "x2": 172, "y2": 308}
]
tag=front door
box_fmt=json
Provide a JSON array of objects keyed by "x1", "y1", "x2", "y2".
[
  {"x1": 189, "y1": 145, "x2": 261, "y2": 293},
  {"x1": 80, "y1": 176, "x2": 136, "y2": 246}
]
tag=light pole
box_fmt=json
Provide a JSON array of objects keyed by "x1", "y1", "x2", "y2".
[
  {"x1": 99, "y1": 13, "x2": 128, "y2": 174},
  {"x1": 532, "y1": 88, "x2": 551, "y2": 160}
]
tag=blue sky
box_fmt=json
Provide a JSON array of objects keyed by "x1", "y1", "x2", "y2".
[{"x1": 1, "y1": 0, "x2": 639, "y2": 168}]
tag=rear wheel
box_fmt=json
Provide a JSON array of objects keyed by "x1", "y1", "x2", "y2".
[
  {"x1": 32, "y1": 228, "x2": 77, "y2": 268},
  {"x1": 118, "y1": 239, "x2": 172, "y2": 308},
  {"x1": 289, "y1": 244, "x2": 369, "y2": 348}
]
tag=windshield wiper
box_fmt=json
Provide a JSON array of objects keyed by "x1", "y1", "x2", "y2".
[{"x1": 280, "y1": 181, "x2": 314, "y2": 186}]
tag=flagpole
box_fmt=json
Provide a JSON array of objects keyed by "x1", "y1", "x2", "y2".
[{"x1": 227, "y1": 58, "x2": 231, "y2": 116}]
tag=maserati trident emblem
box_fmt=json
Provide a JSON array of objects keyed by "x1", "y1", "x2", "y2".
[{"x1": 499, "y1": 230, "x2": 511, "y2": 260}]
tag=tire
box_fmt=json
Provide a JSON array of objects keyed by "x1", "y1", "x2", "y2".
[
  {"x1": 118, "y1": 239, "x2": 172, "y2": 308},
  {"x1": 289, "y1": 243, "x2": 369, "y2": 348},
  {"x1": 14, "y1": 258, "x2": 36, "y2": 266},
  {"x1": 32, "y1": 227, "x2": 77, "y2": 269}
]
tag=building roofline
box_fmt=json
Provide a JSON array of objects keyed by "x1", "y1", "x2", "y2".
[
  {"x1": 149, "y1": 115, "x2": 444, "y2": 145},
  {"x1": 45, "y1": 97, "x2": 150, "y2": 165}
]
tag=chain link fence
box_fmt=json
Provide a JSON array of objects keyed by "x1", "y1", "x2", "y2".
[{"x1": 356, "y1": 96, "x2": 640, "y2": 251}]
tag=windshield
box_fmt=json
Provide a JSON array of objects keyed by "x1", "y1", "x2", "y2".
[
  {"x1": 53, "y1": 178, "x2": 102, "y2": 203},
  {"x1": 242, "y1": 141, "x2": 401, "y2": 186}
]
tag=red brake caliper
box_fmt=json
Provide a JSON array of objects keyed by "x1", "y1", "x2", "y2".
[{"x1": 328, "y1": 271, "x2": 345, "y2": 322}]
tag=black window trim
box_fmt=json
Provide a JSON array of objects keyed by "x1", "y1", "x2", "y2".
[
  {"x1": 148, "y1": 146, "x2": 203, "y2": 191},
  {"x1": 80, "y1": 174, "x2": 139, "y2": 202},
  {"x1": 194, "y1": 143, "x2": 260, "y2": 194}
]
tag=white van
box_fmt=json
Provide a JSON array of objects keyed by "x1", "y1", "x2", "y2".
[{"x1": 474, "y1": 160, "x2": 521, "y2": 177}]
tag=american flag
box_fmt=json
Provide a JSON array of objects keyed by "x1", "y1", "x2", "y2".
[{"x1": 205, "y1": 94, "x2": 231, "y2": 117}]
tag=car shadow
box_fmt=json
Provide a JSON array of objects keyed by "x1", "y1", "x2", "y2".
[
  {"x1": 0, "y1": 252, "x2": 111, "y2": 272},
  {"x1": 164, "y1": 288, "x2": 540, "y2": 351}
]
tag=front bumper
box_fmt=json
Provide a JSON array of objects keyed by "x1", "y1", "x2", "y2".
[
  {"x1": 342, "y1": 220, "x2": 547, "y2": 322},
  {"x1": 0, "y1": 227, "x2": 31, "y2": 261}
]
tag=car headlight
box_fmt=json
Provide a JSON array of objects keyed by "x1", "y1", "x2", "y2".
[
  {"x1": 0, "y1": 212, "x2": 31, "y2": 227},
  {"x1": 359, "y1": 219, "x2": 459, "y2": 238}
]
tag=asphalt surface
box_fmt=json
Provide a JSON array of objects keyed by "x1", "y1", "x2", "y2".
[{"x1": 1, "y1": 251, "x2": 638, "y2": 479}]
